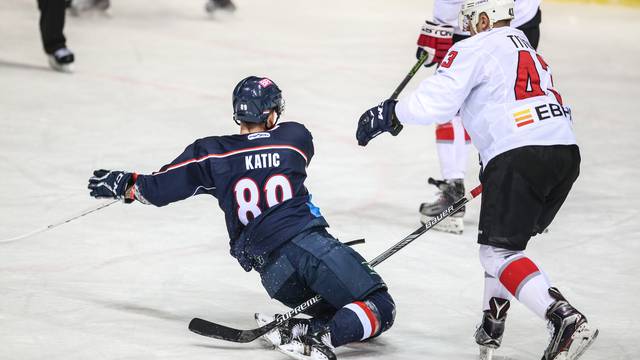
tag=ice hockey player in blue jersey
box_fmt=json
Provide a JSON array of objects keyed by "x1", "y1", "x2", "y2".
[{"x1": 87, "y1": 76, "x2": 395, "y2": 360}]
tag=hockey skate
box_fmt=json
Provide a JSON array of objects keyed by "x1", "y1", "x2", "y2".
[
  {"x1": 474, "y1": 297, "x2": 510, "y2": 360},
  {"x1": 542, "y1": 287, "x2": 598, "y2": 360},
  {"x1": 255, "y1": 313, "x2": 335, "y2": 360},
  {"x1": 68, "y1": 0, "x2": 110, "y2": 16},
  {"x1": 205, "y1": 0, "x2": 236, "y2": 14},
  {"x1": 278, "y1": 330, "x2": 336, "y2": 360},
  {"x1": 47, "y1": 48, "x2": 74, "y2": 73},
  {"x1": 255, "y1": 313, "x2": 311, "y2": 347},
  {"x1": 419, "y1": 178, "x2": 465, "y2": 234}
]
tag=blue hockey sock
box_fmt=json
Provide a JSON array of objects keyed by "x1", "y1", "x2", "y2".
[{"x1": 326, "y1": 290, "x2": 395, "y2": 347}]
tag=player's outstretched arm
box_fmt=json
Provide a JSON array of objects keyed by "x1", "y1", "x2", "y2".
[
  {"x1": 88, "y1": 140, "x2": 216, "y2": 206},
  {"x1": 356, "y1": 99, "x2": 399, "y2": 146}
]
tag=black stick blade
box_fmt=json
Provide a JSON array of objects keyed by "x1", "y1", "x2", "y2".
[{"x1": 188, "y1": 317, "x2": 274, "y2": 343}]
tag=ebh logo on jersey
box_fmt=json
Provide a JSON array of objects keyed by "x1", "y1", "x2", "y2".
[
  {"x1": 258, "y1": 78, "x2": 273, "y2": 88},
  {"x1": 513, "y1": 102, "x2": 572, "y2": 129},
  {"x1": 513, "y1": 108, "x2": 535, "y2": 128},
  {"x1": 247, "y1": 132, "x2": 271, "y2": 140}
]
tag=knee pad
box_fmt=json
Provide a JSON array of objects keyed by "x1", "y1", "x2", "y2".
[
  {"x1": 479, "y1": 245, "x2": 548, "y2": 301},
  {"x1": 361, "y1": 289, "x2": 395, "y2": 337},
  {"x1": 343, "y1": 289, "x2": 395, "y2": 340},
  {"x1": 478, "y1": 244, "x2": 522, "y2": 277},
  {"x1": 328, "y1": 290, "x2": 395, "y2": 347}
]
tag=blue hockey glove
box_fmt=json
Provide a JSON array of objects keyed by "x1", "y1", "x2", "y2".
[
  {"x1": 356, "y1": 99, "x2": 402, "y2": 146},
  {"x1": 88, "y1": 169, "x2": 136, "y2": 203}
]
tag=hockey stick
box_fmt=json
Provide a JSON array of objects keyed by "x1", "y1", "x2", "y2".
[
  {"x1": 388, "y1": 51, "x2": 431, "y2": 136},
  {"x1": 342, "y1": 238, "x2": 365, "y2": 247},
  {"x1": 188, "y1": 184, "x2": 482, "y2": 343},
  {"x1": 0, "y1": 199, "x2": 120, "y2": 244}
]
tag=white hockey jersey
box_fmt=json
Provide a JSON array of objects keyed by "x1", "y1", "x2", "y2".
[
  {"x1": 433, "y1": 0, "x2": 541, "y2": 35},
  {"x1": 395, "y1": 27, "x2": 576, "y2": 167}
]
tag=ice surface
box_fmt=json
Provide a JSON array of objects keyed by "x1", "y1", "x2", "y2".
[{"x1": 1, "y1": 0, "x2": 639, "y2": 359}]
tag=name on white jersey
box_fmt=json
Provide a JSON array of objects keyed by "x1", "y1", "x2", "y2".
[
  {"x1": 507, "y1": 34, "x2": 534, "y2": 50},
  {"x1": 245, "y1": 152, "x2": 280, "y2": 170}
]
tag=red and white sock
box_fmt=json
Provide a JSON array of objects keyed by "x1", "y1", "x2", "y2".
[
  {"x1": 344, "y1": 301, "x2": 381, "y2": 341},
  {"x1": 435, "y1": 116, "x2": 471, "y2": 180},
  {"x1": 480, "y1": 245, "x2": 555, "y2": 319}
]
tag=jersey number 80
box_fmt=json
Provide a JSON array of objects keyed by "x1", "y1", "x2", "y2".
[{"x1": 234, "y1": 174, "x2": 293, "y2": 225}]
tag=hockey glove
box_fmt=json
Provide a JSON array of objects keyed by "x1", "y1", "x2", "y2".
[
  {"x1": 416, "y1": 20, "x2": 454, "y2": 67},
  {"x1": 88, "y1": 169, "x2": 137, "y2": 203},
  {"x1": 356, "y1": 99, "x2": 401, "y2": 147}
]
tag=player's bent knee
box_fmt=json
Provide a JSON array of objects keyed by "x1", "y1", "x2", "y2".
[
  {"x1": 356, "y1": 289, "x2": 396, "y2": 339},
  {"x1": 479, "y1": 245, "x2": 522, "y2": 277},
  {"x1": 370, "y1": 289, "x2": 396, "y2": 336}
]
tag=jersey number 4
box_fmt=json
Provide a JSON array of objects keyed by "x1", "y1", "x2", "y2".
[
  {"x1": 514, "y1": 51, "x2": 562, "y2": 104},
  {"x1": 234, "y1": 174, "x2": 293, "y2": 225}
]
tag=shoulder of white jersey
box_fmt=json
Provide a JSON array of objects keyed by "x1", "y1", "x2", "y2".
[
  {"x1": 447, "y1": 32, "x2": 485, "y2": 53},
  {"x1": 451, "y1": 27, "x2": 519, "y2": 52}
]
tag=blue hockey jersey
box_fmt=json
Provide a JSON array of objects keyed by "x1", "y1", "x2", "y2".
[{"x1": 133, "y1": 122, "x2": 326, "y2": 271}]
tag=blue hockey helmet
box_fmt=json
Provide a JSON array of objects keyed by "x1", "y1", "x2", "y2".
[{"x1": 232, "y1": 76, "x2": 284, "y2": 124}]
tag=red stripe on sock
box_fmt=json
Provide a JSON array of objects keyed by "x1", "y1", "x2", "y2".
[
  {"x1": 435, "y1": 122, "x2": 454, "y2": 141},
  {"x1": 499, "y1": 257, "x2": 539, "y2": 296},
  {"x1": 355, "y1": 301, "x2": 379, "y2": 337}
]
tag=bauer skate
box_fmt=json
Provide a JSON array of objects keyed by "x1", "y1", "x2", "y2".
[
  {"x1": 475, "y1": 297, "x2": 510, "y2": 360},
  {"x1": 419, "y1": 178, "x2": 465, "y2": 234},
  {"x1": 542, "y1": 287, "x2": 598, "y2": 360},
  {"x1": 47, "y1": 48, "x2": 74, "y2": 73}
]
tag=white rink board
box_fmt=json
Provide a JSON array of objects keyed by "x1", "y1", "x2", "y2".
[{"x1": 1, "y1": 0, "x2": 639, "y2": 359}]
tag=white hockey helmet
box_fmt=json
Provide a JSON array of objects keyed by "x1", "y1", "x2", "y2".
[{"x1": 459, "y1": 0, "x2": 515, "y2": 32}]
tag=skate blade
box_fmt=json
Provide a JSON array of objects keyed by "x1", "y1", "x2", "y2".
[
  {"x1": 48, "y1": 57, "x2": 73, "y2": 73},
  {"x1": 567, "y1": 324, "x2": 598, "y2": 360},
  {"x1": 68, "y1": 1, "x2": 110, "y2": 16},
  {"x1": 479, "y1": 345, "x2": 494, "y2": 360},
  {"x1": 276, "y1": 341, "x2": 309, "y2": 360},
  {"x1": 277, "y1": 342, "x2": 334, "y2": 360},
  {"x1": 254, "y1": 313, "x2": 278, "y2": 349},
  {"x1": 420, "y1": 215, "x2": 464, "y2": 234}
]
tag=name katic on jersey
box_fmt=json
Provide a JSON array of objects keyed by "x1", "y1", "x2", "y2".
[{"x1": 245, "y1": 152, "x2": 280, "y2": 170}]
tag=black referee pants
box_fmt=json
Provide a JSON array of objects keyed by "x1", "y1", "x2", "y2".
[{"x1": 37, "y1": 0, "x2": 67, "y2": 54}]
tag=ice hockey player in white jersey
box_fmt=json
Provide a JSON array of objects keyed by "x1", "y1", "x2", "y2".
[
  {"x1": 414, "y1": 0, "x2": 542, "y2": 234},
  {"x1": 356, "y1": 0, "x2": 598, "y2": 358}
]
